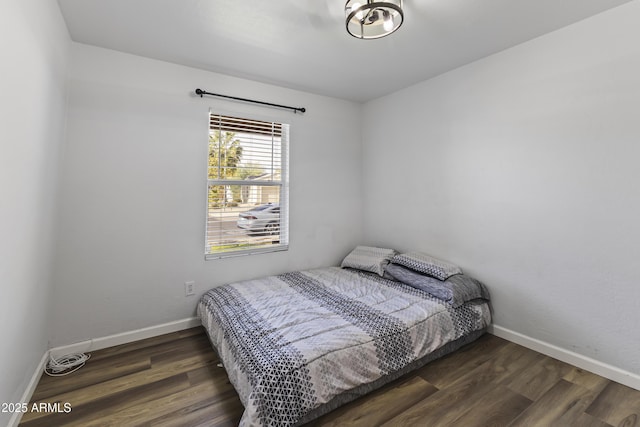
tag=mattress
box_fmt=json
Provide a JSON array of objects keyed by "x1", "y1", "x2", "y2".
[{"x1": 198, "y1": 267, "x2": 491, "y2": 426}]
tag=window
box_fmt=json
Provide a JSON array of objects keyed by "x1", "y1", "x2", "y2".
[{"x1": 205, "y1": 113, "x2": 289, "y2": 259}]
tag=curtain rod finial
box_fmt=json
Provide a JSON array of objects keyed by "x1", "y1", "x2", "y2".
[{"x1": 195, "y1": 88, "x2": 204, "y2": 97}]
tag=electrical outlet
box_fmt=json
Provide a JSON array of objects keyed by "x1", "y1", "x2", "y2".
[{"x1": 185, "y1": 281, "x2": 195, "y2": 296}]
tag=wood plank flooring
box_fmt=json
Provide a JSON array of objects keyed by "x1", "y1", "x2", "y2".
[{"x1": 19, "y1": 327, "x2": 640, "y2": 427}]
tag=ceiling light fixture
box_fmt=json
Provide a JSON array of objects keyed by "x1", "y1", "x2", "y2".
[{"x1": 345, "y1": 0, "x2": 404, "y2": 39}]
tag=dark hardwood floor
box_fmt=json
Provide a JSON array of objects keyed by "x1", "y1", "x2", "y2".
[{"x1": 19, "y1": 327, "x2": 640, "y2": 427}]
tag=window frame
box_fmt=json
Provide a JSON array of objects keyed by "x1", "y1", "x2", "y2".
[{"x1": 204, "y1": 111, "x2": 289, "y2": 260}]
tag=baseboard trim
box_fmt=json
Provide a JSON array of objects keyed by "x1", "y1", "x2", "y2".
[
  {"x1": 7, "y1": 352, "x2": 49, "y2": 427},
  {"x1": 49, "y1": 317, "x2": 201, "y2": 357},
  {"x1": 489, "y1": 324, "x2": 640, "y2": 391}
]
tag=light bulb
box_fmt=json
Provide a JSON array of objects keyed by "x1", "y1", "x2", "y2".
[{"x1": 383, "y1": 11, "x2": 393, "y2": 32}]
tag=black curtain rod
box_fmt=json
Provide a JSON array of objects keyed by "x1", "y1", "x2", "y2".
[{"x1": 195, "y1": 88, "x2": 306, "y2": 114}]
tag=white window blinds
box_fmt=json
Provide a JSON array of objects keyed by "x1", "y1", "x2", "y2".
[{"x1": 205, "y1": 113, "x2": 289, "y2": 259}]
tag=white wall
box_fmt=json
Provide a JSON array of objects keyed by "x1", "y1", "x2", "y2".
[
  {"x1": 363, "y1": 1, "x2": 640, "y2": 375},
  {"x1": 0, "y1": 0, "x2": 70, "y2": 424},
  {"x1": 50, "y1": 43, "x2": 363, "y2": 347}
]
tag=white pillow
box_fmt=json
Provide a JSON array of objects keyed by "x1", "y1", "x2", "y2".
[{"x1": 341, "y1": 246, "x2": 397, "y2": 277}]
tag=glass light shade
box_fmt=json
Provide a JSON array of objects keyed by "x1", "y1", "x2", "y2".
[{"x1": 345, "y1": 0, "x2": 403, "y2": 39}]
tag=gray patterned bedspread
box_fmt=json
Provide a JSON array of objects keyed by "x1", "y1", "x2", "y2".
[{"x1": 198, "y1": 267, "x2": 491, "y2": 427}]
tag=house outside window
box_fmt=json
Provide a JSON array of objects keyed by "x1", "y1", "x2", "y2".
[{"x1": 205, "y1": 113, "x2": 289, "y2": 259}]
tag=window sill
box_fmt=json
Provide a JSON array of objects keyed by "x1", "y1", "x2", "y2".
[{"x1": 205, "y1": 244, "x2": 289, "y2": 260}]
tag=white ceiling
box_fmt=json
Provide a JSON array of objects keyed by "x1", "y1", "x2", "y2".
[{"x1": 56, "y1": 0, "x2": 632, "y2": 102}]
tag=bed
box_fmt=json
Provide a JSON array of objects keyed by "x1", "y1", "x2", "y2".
[{"x1": 198, "y1": 249, "x2": 491, "y2": 427}]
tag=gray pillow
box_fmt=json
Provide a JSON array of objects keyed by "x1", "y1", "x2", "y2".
[
  {"x1": 392, "y1": 251, "x2": 462, "y2": 280},
  {"x1": 341, "y1": 246, "x2": 397, "y2": 277},
  {"x1": 384, "y1": 263, "x2": 489, "y2": 307}
]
